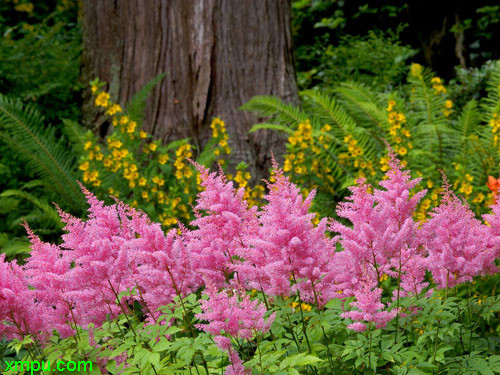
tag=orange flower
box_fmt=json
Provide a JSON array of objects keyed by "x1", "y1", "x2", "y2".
[{"x1": 487, "y1": 175, "x2": 500, "y2": 194}]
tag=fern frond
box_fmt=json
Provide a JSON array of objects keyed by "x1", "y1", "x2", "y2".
[
  {"x1": 300, "y1": 89, "x2": 357, "y2": 139},
  {"x1": 481, "y1": 60, "x2": 500, "y2": 122},
  {"x1": 126, "y1": 73, "x2": 166, "y2": 125},
  {"x1": 334, "y1": 82, "x2": 387, "y2": 132},
  {"x1": 240, "y1": 96, "x2": 309, "y2": 125},
  {"x1": 407, "y1": 68, "x2": 454, "y2": 170},
  {"x1": 249, "y1": 123, "x2": 294, "y2": 134},
  {"x1": 61, "y1": 119, "x2": 88, "y2": 154},
  {"x1": 1, "y1": 189, "x2": 62, "y2": 229},
  {"x1": 0, "y1": 94, "x2": 85, "y2": 212},
  {"x1": 451, "y1": 100, "x2": 489, "y2": 181},
  {"x1": 0, "y1": 233, "x2": 31, "y2": 259}
]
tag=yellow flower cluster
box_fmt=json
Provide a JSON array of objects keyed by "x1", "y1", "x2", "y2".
[
  {"x1": 443, "y1": 99, "x2": 453, "y2": 117},
  {"x1": 489, "y1": 113, "x2": 500, "y2": 150},
  {"x1": 410, "y1": 63, "x2": 423, "y2": 78},
  {"x1": 386, "y1": 100, "x2": 413, "y2": 162},
  {"x1": 174, "y1": 144, "x2": 194, "y2": 182},
  {"x1": 290, "y1": 301, "x2": 313, "y2": 312},
  {"x1": 285, "y1": 120, "x2": 316, "y2": 174},
  {"x1": 80, "y1": 82, "x2": 198, "y2": 230},
  {"x1": 414, "y1": 180, "x2": 441, "y2": 222},
  {"x1": 211, "y1": 117, "x2": 231, "y2": 164},
  {"x1": 229, "y1": 170, "x2": 266, "y2": 208},
  {"x1": 452, "y1": 163, "x2": 474, "y2": 201},
  {"x1": 431, "y1": 77, "x2": 447, "y2": 95},
  {"x1": 94, "y1": 92, "x2": 110, "y2": 108},
  {"x1": 283, "y1": 121, "x2": 335, "y2": 195},
  {"x1": 340, "y1": 135, "x2": 375, "y2": 177}
]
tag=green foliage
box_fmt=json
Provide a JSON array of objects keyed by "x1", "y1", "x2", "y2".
[
  {"x1": 298, "y1": 31, "x2": 417, "y2": 91},
  {"x1": 243, "y1": 60, "x2": 500, "y2": 218},
  {"x1": 0, "y1": 0, "x2": 81, "y2": 122},
  {"x1": 80, "y1": 79, "x2": 264, "y2": 229},
  {"x1": 125, "y1": 73, "x2": 166, "y2": 125},
  {"x1": 0, "y1": 94, "x2": 85, "y2": 212},
  {"x1": 7, "y1": 282, "x2": 500, "y2": 374}
]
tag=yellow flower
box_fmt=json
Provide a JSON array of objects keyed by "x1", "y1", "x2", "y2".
[
  {"x1": 142, "y1": 191, "x2": 149, "y2": 199},
  {"x1": 106, "y1": 104, "x2": 122, "y2": 116},
  {"x1": 127, "y1": 121, "x2": 137, "y2": 133},
  {"x1": 158, "y1": 154, "x2": 168, "y2": 164},
  {"x1": 398, "y1": 147, "x2": 407, "y2": 156},
  {"x1": 283, "y1": 158, "x2": 292, "y2": 172},
  {"x1": 410, "y1": 63, "x2": 422, "y2": 77},
  {"x1": 140, "y1": 130, "x2": 147, "y2": 139},
  {"x1": 150, "y1": 143, "x2": 158, "y2": 151},
  {"x1": 120, "y1": 116, "x2": 129, "y2": 125},
  {"x1": 84, "y1": 141, "x2": 92, "y2": 151},
  {"x1": 445, "y1": 100, "x2": 453, "y2": 109},
  {"x1": 95, "y1": 92, "x2": 110, "y2": 108},
  {"x1": 139, "y1": 177, "x2": 147, "y2": 186},
  {"x1": 79, "y1": 161, "x2": 89, "y2": 171}
]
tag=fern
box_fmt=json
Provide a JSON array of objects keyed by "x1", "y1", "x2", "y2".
[
  {"x1": 452, "y1": 100, "x2": 488, "y2": 181},
  {"x1": 240, "y1": 96, "x2": 310, "y2": 126},
  {"x1": 300, "y1": 89, "x2": 356, "y2": 139},
  {"x1": 1, "y1": 189, "x2": 63, "y2": 230},
  {"x1": 126, "y1": 73, "x2": 166, "y2": 125},
  {"x1": 0, "y1": 233, "x2": 31, "y2": 259},
  {"x1": 334, "y1": 82, "x2": 387, "y2": 134},
  {"x1": 481, "y1": 60, "x2": 500, "y2": 123},
  {"x1": 300, "y1": 89, "x2": 380, "y2": 164},
  {"x1": 407, "y1": 67, "x2": 453, "y2": 172},
  {"x1": 0, "y1": 94, "x2": 85, "y2": 212},
  {"x1": 61, "y1": 118, "x2": 89, "y2": 155}
]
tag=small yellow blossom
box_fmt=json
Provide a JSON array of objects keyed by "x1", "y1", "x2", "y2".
[
  {"x1": 120, "y1": 116, "x2": 129, "y2": 125},
  {"x1": 106, "y1": 104, "x2": 122, "y2": 116},
  {"x1": 127, "y1": 121, "x2": 137, "y2": 133},
  {"x1": 95, "y1": 92, "x2": 110, "y2": 108},
  {"x1": 79, "y1": 161, "x2": 89, "y2": 171}
]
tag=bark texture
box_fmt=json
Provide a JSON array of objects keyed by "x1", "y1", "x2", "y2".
[{"x1": 82, "y1": 0, "x2": 297, "y2": 178}]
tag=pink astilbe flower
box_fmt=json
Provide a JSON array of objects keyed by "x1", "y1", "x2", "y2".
[
  {"x1": 196, "y1": 283, "x2": 273, "y2": 375},
  {"x1": 22, "y1": 224, "x2": 75, "y2": 338},
  {"x1": 187, "y1": 163, "x2": 259, "y2": 288},
  {"x1": 0, "y1": 254, "x2": 50, "y2": 341},
  {"x1": 240, "y1": 164, "x2": 337, "y2": 304},
  {"x1": 131, "y1": 225, "x2": 199, "y2": 324},
  {"x1": 330, "y1": 150, "x2": 427, "y2": 329},
  {"x1": 226, "y1": 348, "x2": 251, "y2": 375},
  {"x1": 55, "y1": 187, "x2": 135, "y2": 327},
  {"x1": 422, "y1": 182, "x2": 498, "y2": 289},
  {"x1": 341, "y1": 285, "x2": 397, "y2": 332},
  {"x1": 195, "y1": 283, "x2": 275, "y2": 342},
  {"x1": 483, "y1": 189, "x2": 500, "y2": 259}
]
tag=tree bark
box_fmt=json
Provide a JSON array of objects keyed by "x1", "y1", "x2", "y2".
[{"x1": 81, "y1": 0, "x2": 297, "y2": 179}]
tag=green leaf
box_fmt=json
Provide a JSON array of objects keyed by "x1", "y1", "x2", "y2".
[
  {"x1": 279, "y1": 353, "x2": 321, "y2": 369},
  {"x1": 249, "y1": 123, "x2": 294, "y2": 134},
  {"x1": 470, "y1": 358, "x2": 493, "y2": 375}
]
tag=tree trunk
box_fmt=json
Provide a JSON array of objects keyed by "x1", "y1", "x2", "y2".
[{"x1": 81, "y1": 0, "x2": 297, "y2": 179}]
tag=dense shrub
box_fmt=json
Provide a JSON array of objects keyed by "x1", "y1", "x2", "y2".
[{"x1": 1, "y1": 153, "x2": 500, "y2": 374}]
